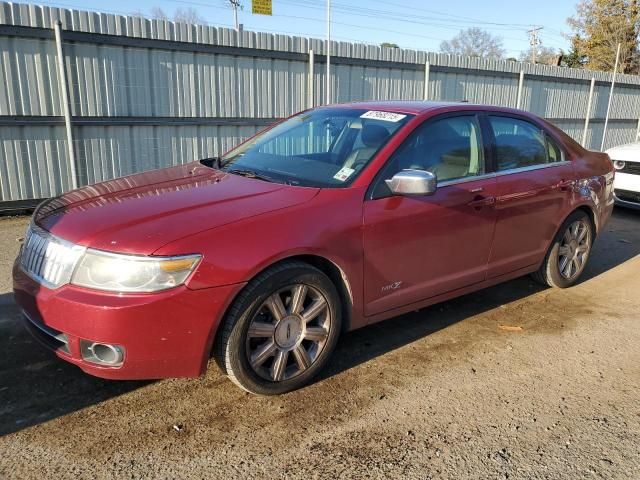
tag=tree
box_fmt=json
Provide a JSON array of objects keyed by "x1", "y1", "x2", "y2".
[
  {"x1": 380, "y1": 42, "x2": 400, "y2": 49},
  {"x1": 149, "y1": 6, "x2": 208, "y2": 25},
  {"x1": 561, "y1": 38, "x2": 587, "y2": 68},
  {"x1": 150, "y1": 7, "x2": 168, "y2": 20},
  {"x1": 173, "y1": 7, "x2": 208, "y2": 24},
  {"x1": 567, "y1": 0, "x2": 640, "y2": 73},
  {"x1": 439, "y1": 28, "x2": 505, "y2": 59},
  {"x1": 519, "y1": 46, "x2": 562, "y2": 65}
]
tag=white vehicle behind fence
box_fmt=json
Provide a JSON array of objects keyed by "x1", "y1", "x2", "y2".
[{"x1": 606, "y1": 142, "x2": 640, "y2": 209}]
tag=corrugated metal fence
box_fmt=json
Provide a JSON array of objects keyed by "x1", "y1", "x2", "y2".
[{"x1": 2, "y1": 1, "x2": 640, "y2": 205}]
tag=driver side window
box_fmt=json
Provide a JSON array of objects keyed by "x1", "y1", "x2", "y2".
[{"x1": 373, "y1": 115, "x2": 485, "y2": 198}]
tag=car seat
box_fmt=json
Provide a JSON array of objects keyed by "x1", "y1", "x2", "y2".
[{"x1": 343, "y1": 124, "x2": 391, "y2": 169}]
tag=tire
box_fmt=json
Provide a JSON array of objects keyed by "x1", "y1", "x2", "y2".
[
  {"x1": 214, "y1": 261, "x2": 342, "y2": 395},
  {"x1": 532, "y1": 210, "x2": 594, "y2": 288}
]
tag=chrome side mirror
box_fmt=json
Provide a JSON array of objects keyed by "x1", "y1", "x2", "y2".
[{"x1": 385, "y1": 169, "x2": 437, "y2": 196}]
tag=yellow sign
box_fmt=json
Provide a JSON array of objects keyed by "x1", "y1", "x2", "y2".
[{"x1": 252, "y1": 0, "x2": 272, "y2": 15}]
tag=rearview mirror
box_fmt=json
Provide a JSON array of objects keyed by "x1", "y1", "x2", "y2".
[{"x1": 385, "y1": 169, "x2": 437, "y2": 196}]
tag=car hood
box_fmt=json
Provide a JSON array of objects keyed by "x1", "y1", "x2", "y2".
[
  {"x1": 35, "y1": 162, "x2": 320, "y2": 255},
  {"x1": 605, "y1": 142, "x2": 640, "y2": 162}
]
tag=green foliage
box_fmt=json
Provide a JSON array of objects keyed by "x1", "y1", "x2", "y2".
[
  {"x1": 567, "y1": 0, "x2": 640, "y2": 73},
  {"x1": 561, "y1": 38, "x2": 588, "y2": 68}
]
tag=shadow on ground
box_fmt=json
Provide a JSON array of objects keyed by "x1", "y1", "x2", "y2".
[
  {"x1": 0, "y1": 293, "x2": 149, "y2": 435},
  {"x1": 321, "y1": 208, "x2": 640, "y2": 386},
  {"x1": 0, "y1": 209, "x2": 638, "y2": 436}
]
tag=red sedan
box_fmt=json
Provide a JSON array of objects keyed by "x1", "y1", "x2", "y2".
[{"x1": 13, "y1": 101, "x2": 615, "y2": 394}]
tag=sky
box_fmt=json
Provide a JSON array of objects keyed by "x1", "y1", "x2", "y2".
[{"x1": 23, "y1": 0, "x2": 577, "y2": 57}]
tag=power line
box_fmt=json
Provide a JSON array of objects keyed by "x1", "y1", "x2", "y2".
[
  {"x1": 279, "y1": 0, "x2": 538, "y2": 32},
  {"x1": 272, "y1": 14, "x2": 448, "y2": 42},
  {"x1": 129, "y1": 0, "x2": 569, "y2": 51},
  {"x1": 27, "y1": 0, "x2": 567, "y2": 55},
  {"x1": 272, "y1": 0, "x2": 570, "y2": 50},
  {"x1": 365, "y1": 0, "x2": 538, "y2": 28}
]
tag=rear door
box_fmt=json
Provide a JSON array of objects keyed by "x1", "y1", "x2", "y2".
[
  {"x1": 485, "y1": 115, "x2": 575, "y2": 278},
  {"x1": 363, "y1": 113, "x2": 498, "y2": 317}
]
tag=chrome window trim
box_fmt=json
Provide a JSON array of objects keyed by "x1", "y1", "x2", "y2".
[
  {"x1": 437, "y1": 172, "x2": 497, "y2": 188},
  {"x1": 435, "y1": 161, "x2": 572, "y2": 188},
  {"x1": 495, "y1": 160, "x2": 572, "y2": 177}
]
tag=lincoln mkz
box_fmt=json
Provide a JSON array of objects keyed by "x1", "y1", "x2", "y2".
[{"x1": 13, "y1": 101, "x2": 615, "y2": 394}]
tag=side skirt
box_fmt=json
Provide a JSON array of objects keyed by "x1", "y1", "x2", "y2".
[{"x1": 361, "y1": 264, "x2": 538, "y2": 327}]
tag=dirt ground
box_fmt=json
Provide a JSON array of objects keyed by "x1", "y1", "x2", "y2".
[{"x1": 0, "y1": 210, "x2": 638, "y2": 479}]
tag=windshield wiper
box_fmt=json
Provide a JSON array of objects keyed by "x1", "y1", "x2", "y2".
[{"x1": 224, "y1": 168, "x2": 283, "y2": 184}]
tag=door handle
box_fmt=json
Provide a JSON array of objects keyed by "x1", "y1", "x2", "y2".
[
  {"x1": 467, "y1": 195, "x2": 496, "y2": 208},
  {"x1": 553, "y1": 179, "x2": 575, "y2": 191}
]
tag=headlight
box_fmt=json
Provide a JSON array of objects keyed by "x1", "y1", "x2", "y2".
[
  {"x1": 71, "y1": 250, "x2": 201, "y2": 293},
  {"x1": 613, "y1": 160, "x2": 626, "y2": 170}
]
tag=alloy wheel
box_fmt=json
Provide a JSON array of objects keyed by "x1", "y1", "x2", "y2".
[
  {"x1": 557, "y1": 219, "x2": 590, "y2": 280},
  {"x1": 245, "y1": 284, "x2": 331, "y2": 382}
]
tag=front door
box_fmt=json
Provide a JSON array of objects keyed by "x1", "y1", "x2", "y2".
[{"x1": 363, "y1": 114, "x2": 498, "y2": 317}]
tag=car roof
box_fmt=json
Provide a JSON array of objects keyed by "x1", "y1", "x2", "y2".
[{"x1": 326, "y1": 100, "x2": 530, "y2": 117}]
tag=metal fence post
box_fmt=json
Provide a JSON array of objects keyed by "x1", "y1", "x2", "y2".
[
  {"x1": 423, "y1": 61, "x2": 430, "y2": 100},
  {"x1": 582, "y1": 77, "x2": 596, "y2": 148},
  {"x1": 601, "y1": 43, "x2": 622, "y2": 151},
  {"x1": 53, "y1": 20, "x2": 78, "y2": 190},
  {"x1": 325, "y1": 0, "x2": 331, "y2": 105},
  {"x1": 516, "y1": 70, "x2": 524, "y2": 109},
  {"x1": 308, "y1": 49, "x2": 315, "y2": 109}
]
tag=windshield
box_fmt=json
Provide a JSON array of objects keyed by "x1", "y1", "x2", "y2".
[{"x1": 219, "y1": 108, "x2": 414, "y2": 187}]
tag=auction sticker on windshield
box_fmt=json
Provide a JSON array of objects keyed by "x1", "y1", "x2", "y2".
[
  {"x1": 360, "y1": 111, "x2": 407, "y2": 122},
  {"x1": 333, "y1": 166, "x2": 355, "y2": 182}
]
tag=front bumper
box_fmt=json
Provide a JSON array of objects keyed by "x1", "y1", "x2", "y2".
[
  {"x1": 613, "y1": 171, "x2": 640, "y2": 209},
  {"x1": 12, "y1": 263, "x2": 245, "y2": 379}
]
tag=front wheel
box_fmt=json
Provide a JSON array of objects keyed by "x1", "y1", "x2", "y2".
[
  {"x1": 214, "y1": 261, "x2": 341, "y2": 395},
  {"x1": 532, "y1": 210, "x2": 594, "y2": 288}
]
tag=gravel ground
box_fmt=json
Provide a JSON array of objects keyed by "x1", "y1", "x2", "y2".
[{"x1": 0, "y1": 210, "x2": 639, "y2": 479}]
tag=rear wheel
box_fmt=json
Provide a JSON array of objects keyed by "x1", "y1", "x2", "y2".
[
  {"x1": 214, "y1": 261, "x2": 341, "y2": 395},
  {"x1": 532, "y1": 210, "x2": 593, "y2": 288}
]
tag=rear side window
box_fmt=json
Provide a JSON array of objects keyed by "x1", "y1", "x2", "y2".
[{"x1": 488, "y1": 116, "x2": 563, "y2": 171}]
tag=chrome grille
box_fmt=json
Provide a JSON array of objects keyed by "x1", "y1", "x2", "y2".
[
  {"x1": 620, "y1": 162, "x2": 640, "y2": 176},
  {"x1": 20, "y1": 225, "x2": 85, "y2": 289}
]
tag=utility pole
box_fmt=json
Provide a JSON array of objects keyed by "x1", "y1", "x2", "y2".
[
  {"x1": 527, "y1": 26, "x2": 542, "y2": 63},
  {"x1": 229, "y1": 0, "x2": 241, "y2": 31},
  {"x1": 326, "y1": 0, "x2": 331, "y2": 104}
]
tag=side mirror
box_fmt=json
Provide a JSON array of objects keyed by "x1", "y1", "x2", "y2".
[{"x1": 385, "y1": 169, "x2": 437, "y2": 196}]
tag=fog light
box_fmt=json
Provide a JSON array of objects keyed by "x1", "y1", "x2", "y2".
[
  {"x1": 80, "y1": 340, "x2": 125, "y2": 367},
  {"x1": 613, "y1": 160, "x2": 626, "y2": 170}
]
